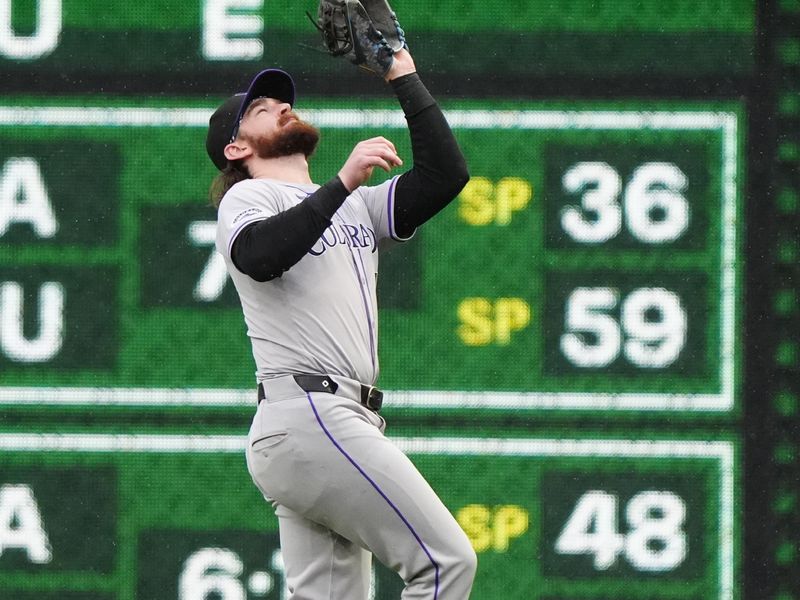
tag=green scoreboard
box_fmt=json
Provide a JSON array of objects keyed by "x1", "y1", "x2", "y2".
[{"x1": 3, "y1": 0, "x2": 795, "y2": 598}]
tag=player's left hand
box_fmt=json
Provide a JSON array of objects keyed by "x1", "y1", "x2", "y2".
[
  {"x1": 338, "y1": 136, "x2": 403, "y2": 191},
  {"x1": 312, "y1": 0, "x2": 408, "y2": 77}
]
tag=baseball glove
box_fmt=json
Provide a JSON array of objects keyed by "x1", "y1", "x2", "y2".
[{"x1": 310, "y1": 0, "x2": 407, "y2": 76}]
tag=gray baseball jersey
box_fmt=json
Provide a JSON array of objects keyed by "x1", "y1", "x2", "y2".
[{"x1": 215, "y1": 176, "x2": 410, "y2": 385}]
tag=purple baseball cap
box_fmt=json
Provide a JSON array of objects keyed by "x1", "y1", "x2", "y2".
[{"x1": 206, "y1": 68, "x2": 296, "y2": 171}]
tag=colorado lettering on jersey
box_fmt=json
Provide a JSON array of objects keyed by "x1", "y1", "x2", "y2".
[{"x1": 309, "y1": 222, "x2": 377, "y2": 256}]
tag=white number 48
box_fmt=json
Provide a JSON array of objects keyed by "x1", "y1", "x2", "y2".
[{"x1": 555, "y1": 490, "x2": 687, "y2": 572}]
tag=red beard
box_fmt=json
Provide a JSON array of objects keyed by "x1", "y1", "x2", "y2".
[{"x1": 245, "y1": 114, "x2": 320, "y2": 159}]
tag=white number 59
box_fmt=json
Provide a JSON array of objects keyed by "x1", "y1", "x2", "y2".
[{"x1": 560, "y1": 287, "x2": 687, "y2": 369}]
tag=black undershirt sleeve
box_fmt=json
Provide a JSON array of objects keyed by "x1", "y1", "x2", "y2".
[
  {"x1": 390, "y1": 73, "x2": 469, "y2": 239},
  {"x1": 230, "y1": 177, "x2": 349, "y2": 281}
]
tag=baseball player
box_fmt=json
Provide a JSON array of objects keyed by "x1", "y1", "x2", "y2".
[{"x1": 206, "y1": 20, "x2": 476, "y2": 600}]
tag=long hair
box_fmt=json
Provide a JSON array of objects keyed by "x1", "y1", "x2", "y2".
[{"x1": 209, "y1": 161, "x2": 250, "y2": 207}]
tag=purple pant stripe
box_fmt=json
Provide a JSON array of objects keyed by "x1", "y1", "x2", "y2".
[{"x1": 306, "y1": 392, "x2": 441, "y2": 599}]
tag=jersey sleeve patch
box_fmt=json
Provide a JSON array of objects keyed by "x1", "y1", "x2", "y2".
[{"x1": 232, "y1": 207, "x2": 265, "y2": 225}]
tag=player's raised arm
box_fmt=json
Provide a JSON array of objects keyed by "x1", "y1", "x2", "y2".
[
  {"x1": 318, "y1": 0, "x2": 469, "y2": 237},
  {"x1": 383, "y1": 49, "x2": 470, "y2": 239},
  {"x1": 312, "y1": 0, "x2": 469, "y2": 238}
]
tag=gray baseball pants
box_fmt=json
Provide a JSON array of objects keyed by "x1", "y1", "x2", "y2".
[{"x1": 246, "y1": 374, "x2": 477, "y2": 599}]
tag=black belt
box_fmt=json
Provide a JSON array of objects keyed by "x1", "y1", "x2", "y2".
[{"x1": 258, "y1": 375, "x2": 383, "y2": 412}]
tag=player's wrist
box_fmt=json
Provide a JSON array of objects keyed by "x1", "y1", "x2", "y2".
[
  {"x1": 384, "y1": 49, "x2": 416, "y2": 82},
  {"x1": 336, "y1": 171, "x2": 357, "y2": 193}
]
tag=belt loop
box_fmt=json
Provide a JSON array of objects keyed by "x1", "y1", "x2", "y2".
[{"x1": 361, "y1": 385, "x2": 383, "y2": 411}]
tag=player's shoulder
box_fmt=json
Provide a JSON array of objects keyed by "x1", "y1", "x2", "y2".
[
  {"x1": 219, "y1": 178, "x2": 286, "y2": 211},
  {"x1": 223, "y1": 177, "x2": 274, "y2": 200},
  {"x1": 224, "y1": 178, "x2": 319, "y2": 202}
]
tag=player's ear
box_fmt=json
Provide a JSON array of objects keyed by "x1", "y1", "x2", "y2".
[{"x1": 224, "y1": 141, "x2": 252, "y2": 162}]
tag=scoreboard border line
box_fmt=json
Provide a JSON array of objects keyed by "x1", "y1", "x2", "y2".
[
  {"x1": 0, "y1": 107, "x2": 738, "y2": 412},
  {"x1": 0, "y1": 434, "x2": 736, "y2": 600}
]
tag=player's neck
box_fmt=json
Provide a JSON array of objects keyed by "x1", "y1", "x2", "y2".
[{"x1": 247, "y1": 154, "x2": 313, "y2": 185}]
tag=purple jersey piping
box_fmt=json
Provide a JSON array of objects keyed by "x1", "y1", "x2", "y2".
[
  {"x1": 387, "y1": 176, "x2": 400, "y2": 241},
  {"x1": 306, "y1": 392, "x2": 441, "y2": 598}
]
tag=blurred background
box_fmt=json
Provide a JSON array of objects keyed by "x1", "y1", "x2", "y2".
[{"x1": 0, "y1": 0, "x2": 797, "y2": 598}]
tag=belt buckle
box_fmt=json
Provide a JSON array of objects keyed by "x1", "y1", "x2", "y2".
[{"x1": 362, "y1": 385, "x2": 383, "y2": 411}]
